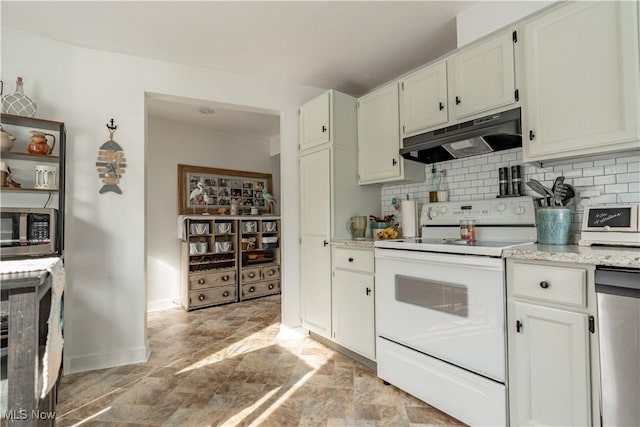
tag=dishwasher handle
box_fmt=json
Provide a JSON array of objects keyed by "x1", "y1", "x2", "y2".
[{"x1": 595, "y1": 267, "x2": 640, "y2": 298}]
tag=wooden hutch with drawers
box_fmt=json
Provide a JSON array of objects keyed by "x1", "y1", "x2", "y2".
[{"x1": 180, "y1": 215, "x2": 281, "y2": 310}]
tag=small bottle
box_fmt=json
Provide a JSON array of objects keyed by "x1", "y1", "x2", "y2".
[
  {"x1": 437, "y1": 170, "x2": 448, "y2": 202},
  {"x1": 429, "y1": 167, "x2": 440, "y2": 203},
  {"x1": 467, "y1": 220, "x2": 476, "y2": 241},
  {"x1": 459, "y1": 220, "x2": 468, "y2": 240}
]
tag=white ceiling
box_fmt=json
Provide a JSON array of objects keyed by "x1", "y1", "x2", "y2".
[{"x1": 2, "y1": 1, "x2": 477, "y2": 139}]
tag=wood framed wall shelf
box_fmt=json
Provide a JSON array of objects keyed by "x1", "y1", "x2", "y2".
[{"x1": 0, "y1": 113, "x2": 66, "y2": 255}]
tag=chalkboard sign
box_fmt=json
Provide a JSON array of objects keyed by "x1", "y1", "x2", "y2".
[{"x1": 587, "y1": 207, "x2": 632, "y2": 228}]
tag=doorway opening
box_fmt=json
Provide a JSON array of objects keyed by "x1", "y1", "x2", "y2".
[{"x1": 144, "y1": 92, "x2": 282, "y2": 321}]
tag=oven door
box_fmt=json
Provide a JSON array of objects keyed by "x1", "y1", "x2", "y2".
[{"x1": 375, "y1": 248, "x2": 506, "y2": 382}]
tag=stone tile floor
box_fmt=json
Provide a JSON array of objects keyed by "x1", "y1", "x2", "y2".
[{"x1": 54, "y1": 295, "x2": 465, "y2": 426}]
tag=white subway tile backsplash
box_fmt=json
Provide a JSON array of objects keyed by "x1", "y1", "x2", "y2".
[
  {"x1": 381, "y1": 148, "x2": 638, "y2": 229},
  {"x1": 590, "y1": 194, "x2": 618, "y2": 204},
  {"x1": 573, "y1": 177, "x2": 594, "y2": 187},
  {"x1": 582, "y1": 167, "x2": 604, "y2": 177},
  {"x1": 594, "y1": 175, "x2": 616, "y2": 185},
  {"x1": 617, "y1": 155, "x2": 640, "y2": 164},
  {"x1": 618, "y1": 192, "x2": 640, "y2": 203},
  {"x1": 605, "y1": 183, "x2": 628, "y2": 193},
  {"x1": 563, "y1": 169, "x2": 583, "y2": 178},
  {"x1": 617, "y1": 172, "x2": 640, "y2": 184},
  {"x1": 572, "y1": 161, "x2": 594, "y2": 169},
  {"x1": 604, "y1": 164, "x2": 628, "y2": 175},
  {"x1": 594, "y1": 158, "x2": 616, "y2": 167}
]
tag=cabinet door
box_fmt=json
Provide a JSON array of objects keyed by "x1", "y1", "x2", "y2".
[
  {"x1": 332, "y1": 269, "x2": 375, "y2": 360},
  {"x1": 450, "y1": 30, "x2": 516, "y2": 120},
  {"x1": 400, "y1": 61, "x2": 448, "y2": 135},
  {"x1": 300, "y1": 91, "x2": 330, "y2": 151},
  {"x1": 511, "y1": 302, "x2": 591, "y2": 427},
  {"x1": 300, "y1": 148, "x2": 332, "y2": 337},
  {"x1": 523, "y1": 1, "x2": 640, "y2": 161},
  {"x1": 357, "y1": 83, "x2": 402, "y2": 184}
]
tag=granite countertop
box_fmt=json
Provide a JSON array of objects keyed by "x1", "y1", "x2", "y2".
[
  {"x1": 330, "y1": 239, "x2": 375, "y2": 249},
  {"x1": 503, "y1": 244, "x2": 640, "y2": 268}
]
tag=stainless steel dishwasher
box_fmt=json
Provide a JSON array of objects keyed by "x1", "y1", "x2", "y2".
[{"x1": 595, "y1": 266, "x2": 640, "y2": 427}]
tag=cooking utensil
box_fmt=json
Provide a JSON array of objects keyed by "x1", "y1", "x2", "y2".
[
  {"x1": 561, "y1": 183, "x2": 575, "y2": 206},
  {"x1": 553, "y1": 183, "x2": 575, "y2": 206},
  {"x1": 526, "y1": 179, "x2": 555, "y2": 205},
  {"x1": 552, "y1": 176, "x2": 566, "y2": 205}
]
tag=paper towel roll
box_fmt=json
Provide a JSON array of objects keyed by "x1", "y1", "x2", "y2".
[{"x1": 401, "y1": 200, "x2": 418, "y2": 238}]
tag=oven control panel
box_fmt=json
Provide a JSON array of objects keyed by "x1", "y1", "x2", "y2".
[{"x1": 421, "y1": 196, "x2": 536, "y2": 226}]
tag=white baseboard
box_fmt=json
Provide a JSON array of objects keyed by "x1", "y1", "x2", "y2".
[
  {"x1": 65, "y1": 345, "x2": 149, "y2": 375},
  {"x1": 147, "y1": 298, "x2": 181, "y2": 312}
]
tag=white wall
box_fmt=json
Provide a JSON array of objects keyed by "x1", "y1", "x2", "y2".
[
  {"x1": 456, "y1": 1, "x2": 556, "y2": 47},
  {"x1": 2, "y1": 27, "x2": 323, "y2": 373},
  {"x1": 146, "y1": 116, "x2": 280, "y2": 311}
]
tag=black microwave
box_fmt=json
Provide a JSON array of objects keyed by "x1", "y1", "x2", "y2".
[{"x1": 0, "y1": 208, "x2": 58, "y2": 258}]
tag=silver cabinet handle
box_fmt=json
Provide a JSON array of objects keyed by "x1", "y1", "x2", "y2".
[
  {"x1": 222, "y1": 291, "x2": 229, "y2": 297},
  {"x1": 268, "y1": 284, "x2": 274, "y2": 290},
  {"x1": 198, "y1": 294, "x2": 206, "y2": 301},
  {"x1": 222, "y1": 275, "x2": 229, "y2": 281},
  {"x1": 198, "y1": 278, "x2": 206, "y2": 285},
  {"x1": 249, "y1": 287, "x2": 255, "y2": 293}
]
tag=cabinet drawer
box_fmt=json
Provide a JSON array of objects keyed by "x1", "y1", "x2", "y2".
[
  {"x1": 333, "y1": 247, "x2": 374, "y2": 273},
  {"x1": 261, "y1": 265, "x2": 280, "y2": 280},
  {"x1": 511, "y1": 263, "x2": 587, "y2": 307},
  {"x1": 189, "y1": 270, "x2": 236, "y2": 291},
  {"x1": 189, "y1": 285, "x2": 237, "y2": 308},
  {"x1": 242, "y1": 267, "x2": 262, "y2": 283},
  {"x1": 242, "y1": 281, "x2": 280, "y2": 299}
]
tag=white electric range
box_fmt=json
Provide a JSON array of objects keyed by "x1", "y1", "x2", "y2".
[{"x1": 374, "y1": 196, "x2": 537, "y2": 427}]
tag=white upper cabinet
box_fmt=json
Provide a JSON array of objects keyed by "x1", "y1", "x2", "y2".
[
  {"x1": 357, "y1": 83, "x2": 425, "y2": 185},
  {"x1": 358, "y1": 83, "x2": 402, "y2": 183},
  {"x1": 398, "y1": 29, "x2": 518, "y2": 138},
  {"x1": 522, "y1": 1, "x2": 640, "y2": 162},
  {"x1": 400, "y1": 60, "x2": 448, "y2": 136},
  {"x1": 299, "y1": 91, "x2": 330, "y2": 151},
  {"x1": 450, "y1": 29, "x2": 517, "y2": 121}
]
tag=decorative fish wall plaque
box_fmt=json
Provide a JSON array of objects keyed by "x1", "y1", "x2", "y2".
[{"x1": 96, "y1": 119, "x2": 126, "y2": 194}]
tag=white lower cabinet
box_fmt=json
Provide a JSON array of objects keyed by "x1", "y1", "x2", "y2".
[
  {"x1": 507, "y1": 260, "x2": 600, "y2": 427},
  {"x1": 331, "y1": 247, "x2": 375, "y2": 360}
]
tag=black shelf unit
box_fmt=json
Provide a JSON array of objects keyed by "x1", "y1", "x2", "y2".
[{"x1": 1, "y1": 113, "x2": 66, "y2": 256}]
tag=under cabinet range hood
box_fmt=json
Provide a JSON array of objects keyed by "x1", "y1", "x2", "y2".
[{"x1": 400, "y1": 108, "x2": 522, "y2": 165}]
